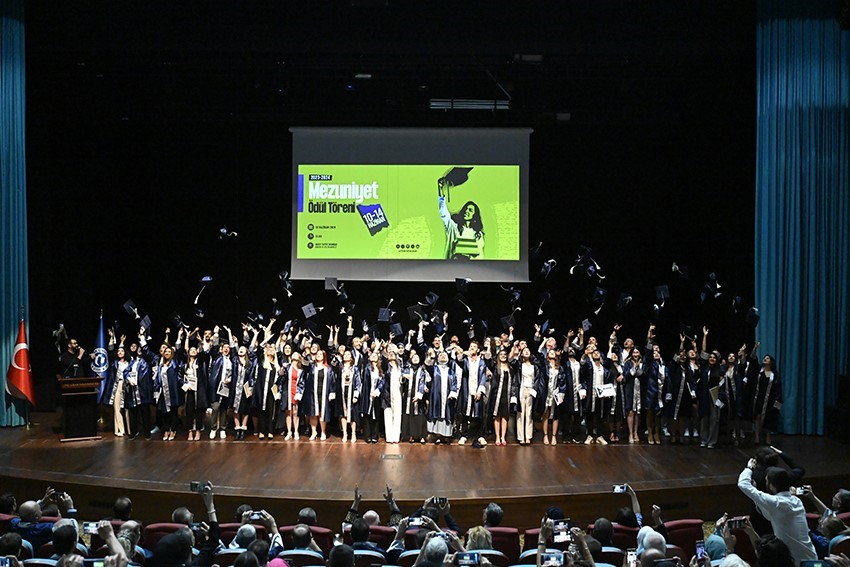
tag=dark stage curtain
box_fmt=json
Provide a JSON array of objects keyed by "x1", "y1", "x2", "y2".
[
  {"x1": 756, "y1": 0, "x2": 850, "y2": 434},
  {"x1": 0, "y1": 0, "x2": 28, "y2": 426}
]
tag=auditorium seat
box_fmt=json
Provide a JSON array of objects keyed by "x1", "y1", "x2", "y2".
[
  {"x1": 353, "y1": 549, "x2": 386, "y2": 567},
  {"x1": 598, "y1": 546, "x2": 625, "y2": 566},
  {"x1": 838, "y1": 512, "x2": 850, "y2": 524},
  {"x1": 520, "y1": 528, "x2": 540, "y2": 553},
  {"x1": 485, "y1": 527, "x2": 520, "y2": 563},
  {"x1": 343, "y1": 525, "x2": 397, "y2": 550},
  {"x1": 665, "y1": 544, "x2": 685, "y2": 559},
  {"x1": 395, "y1": 550, "x2": 419, "y2": 567},
  {"x1": 403, "y1": 528, "x2": 420, "y2": 550},
  {"x1": 219, "y1": 523, "x2": 268, "y2": 544},
  {"x1": 663, "y1": 518, "x2": 704, "y2": 559},
  {"x1": 214, "y1": 549, "x2": 245, "y2": 567},
  {"x1": 279, "y1": 525, "x2": 335, "y2": 555},
  {"x1": 832, "y1": 536, "x2": 850, "y2": 556},
  {"x1": 516, "y1": 548, "x2": 561, "y2": 565},
  {"x1": 141, "y1": 522, "x2": 186, "y2": 549},
  {"x1": 806, "y1": 512, "x2": 820, "y2": 531},
  {"x1": 278, "y1": 549, "x2": 326, "y2": 567},
  {"x1": 609, "y1": 523, "x2": 640, "y2": 551},
  {"x1": 37, "y1": 542, "x2": 87, "y2": 559},
  {"x1": 476, "y1": 550, "x2": 510, "y2": 567},
  {"x1": 93, "y1": 544, "x2": 146, "y2": 564}
]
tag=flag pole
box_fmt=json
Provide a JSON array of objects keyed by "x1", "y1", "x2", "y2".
[{"x1": 20, "y1": 304, "x2": 34, "y2": 430}]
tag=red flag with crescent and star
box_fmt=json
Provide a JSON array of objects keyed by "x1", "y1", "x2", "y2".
[{"x1": 6, "y1": 319, "x2": 35, "y2": 406}]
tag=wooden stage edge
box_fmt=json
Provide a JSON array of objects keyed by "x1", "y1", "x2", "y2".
[{"x1": 1, "y1": 412, "x2": 848, "y2": 530}]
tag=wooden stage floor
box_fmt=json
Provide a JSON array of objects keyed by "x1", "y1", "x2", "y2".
[{"x1": 2, "y1": 413, "x2": 848, "y2": 528}]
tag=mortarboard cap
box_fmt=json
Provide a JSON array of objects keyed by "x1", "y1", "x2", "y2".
[
  {"x1": 199, "y1": 275, "x2": 213, "y2": 285},
  {"x1": 123, "y1": 299, "x2": 140, "y2": 319},
  {"x1": 733, "y1": 296, "x2": 743, "y2": 313},
  {"x1": 301, "y1": 303, "x2": 318, "y2": 319},
  {"x1": 581, "y1": 319, "x2": 593, "y2": 332},
  {"x1": 455, "y1": 278, "x2": 471, "y2": 293},
  {"x1": 454, "y1": 293, "x2": 472, "y2": 312},
  {"x1": 746, "y1": 307, "x2": 761, "y2": 327},
  {"x1": 540, "y1": 259, "x2": 557, "y2": 278},
  {"x1": 194, "y1": 307, "x2": 205, "y2": 319},
  {"x1": 282, "y1": 320, "x2": 294, "y2": 333},
  {"x1": 500, "y1": 314, "x2": 515, "y2": 329},
  {"x1": 655, "y1": 285, "x2": 670, "y2": 300},
  {"x1": 529, "y1": 241, "x2": 543, "y2": 259},
  {"x1": 617, "y1": 293, "x2": 633, "y2": 312},
  {"x1": 420, "y1": 291, "x2": 439, "y2": 307},
  {"x1": 324, "y1": 277, "x2": 338, "y2": 291},
  {"x1": 377, "y1": 308, "x2": 393, "y2": 323},
  {"x1": 304, "y1": 319, "x2": 320, "y2": 337},
  {"x1": 140, "y1": 315, "x2": 152, "y2": 331},
  {"x1": 389, "y1": 322, "x2": 403, "y2": 337},
  {"x1": 480, "y1": 319, "x2": 489, "y2": 335},
  {"x1": 170, "y1": 311, "x2": 186, "y2": 328},
  {"x1": 407, "y1": 304, "x2": 426, "y2": 321},
  {"x1": 441, "y1": 166, "x2": 473, "y2": 187},
  {"x1": 679, "y1": 323, "x2": 694, "y2": 339},
  {"x1": 541, "y1": 319, "x2": 550, "y2": 335}
]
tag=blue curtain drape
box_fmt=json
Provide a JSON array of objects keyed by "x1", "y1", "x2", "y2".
[
  {"x1": 0, "y1": 0, "x2": 28, "y2": 426},
  {"x1": 756, "y1": 0, "x2": 850, "y2": 435}
]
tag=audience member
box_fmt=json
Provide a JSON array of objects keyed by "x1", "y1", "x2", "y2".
[
  {"x1": 482, "y1": 503, "x2": 503, "y2": 528},
  {"x1": 738, "y1": 458, "x2": 816, "y2": 563},
  {"x1": 328, "y1": 544, "x2": 355, "y2": 567},
  {"x1": 466, "y1": 526, "x2": 492, "y2": 550},
  {"x1": 112, "y1": 497, "x2": 133, "y2": 521},
  {"x1": 754, "y1": 534, "x2": 795, "y2": 567},
  {"x1": 297, "y1": 507, "x2": 317, "y2": 526}
]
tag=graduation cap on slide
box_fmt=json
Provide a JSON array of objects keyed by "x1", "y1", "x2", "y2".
[
  {"x1": 123, "y1": 299, "x2": 141, "y2": 320},
  {"x1": 441, "y1": 166, "x2": 473, "y2": 187}
]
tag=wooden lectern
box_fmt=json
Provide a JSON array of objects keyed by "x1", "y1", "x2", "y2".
[{"x1": 57, "y1": 376, "x2": 104, "y2": 442}]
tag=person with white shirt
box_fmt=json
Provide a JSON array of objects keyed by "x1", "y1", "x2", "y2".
[{"x1": 738, "y1": 458, "x2": 817, "y2": 564}]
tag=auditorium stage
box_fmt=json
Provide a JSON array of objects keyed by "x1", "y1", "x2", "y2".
[{"x1": 2, "y1": 412, "x2": 848, "y2": 529}]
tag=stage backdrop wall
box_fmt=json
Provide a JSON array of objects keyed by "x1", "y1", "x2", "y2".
[
  {"x1": 755, "y1": 0, "x2": 850, "y2": 434},
  {"x1": 0, "y1": 0, "x2": 29, "y2": 426}
]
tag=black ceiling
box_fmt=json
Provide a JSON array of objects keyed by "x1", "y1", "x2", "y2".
[{"x1": 25, "y1": 1, "x2": 756, "y2": 126}]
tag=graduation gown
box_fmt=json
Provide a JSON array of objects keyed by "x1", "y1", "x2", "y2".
[
  {"x1": 427, "y1": 363, "x2": 458, "y2": 423},
  {"x1": 663, "y1": 362, "x2": 693, "y2": 420},
  {"x1": 230, "y1": 355, "x2": 257, "y2": 415},
  {"x1": 561, "y1": 358, "x2": 585, "y2": 417},
  {"x1": 298, "y1": 362, "x2": 335, "y2": 422},
  {"x1": 621, "y1": 359, "x2": 645, "y2": 413},
  {"x1": 336, "y1": 364, "x2": 361, "y2": 422},
  {"x1": 208, "y1": 352, "x2": 236, "y2": 409},
  {"x1": 252, "y1": 361, "x2": 280, "y2": 413},
  {"x1": 124, "y1": 356, "x2": 153, "y2": 407},
  {"x1": 752, "y1": 370, "x2": 782, "y2": 431},
  {"x1": 182, "y1": 356, "x2": 210, "y2": 410},
  {"x1": 644, "y1": 359, "x2": 667, "y2": 414},
  {"x1": 458, "y1": 357, "x2": 488, "y2": 418}
]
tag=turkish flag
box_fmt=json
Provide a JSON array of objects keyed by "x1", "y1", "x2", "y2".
[{"x1": 6, "y1": 319, "x2": 34, "y2": 406}]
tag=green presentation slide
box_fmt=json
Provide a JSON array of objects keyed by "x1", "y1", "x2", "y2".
[{"x1": 296, "y1": 165, "x2": 519, "y2": 260}]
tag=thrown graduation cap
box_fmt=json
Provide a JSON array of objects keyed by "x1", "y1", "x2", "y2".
[
  {"x1": 361, "y1": 319, "x2": 370, "y2": 333},
  {"x1": 419, "y1": 291, "x2": 439, "y2": 307},
  {"x1": 282, "y1": 320, "x2": 294, "y2": 333},
  {"x1": 140, "y1": 315, "x2": 152, "y2": 331},
  {"x1": 271, "y1": 298, "x2": 283, "y2": 317},
  {"x1": 454, "y1": 293, "x2": 472, "y2": 313},
  {"x1": 194, "y1": 276, "x2": 213, "y2": 305},
  {"x1": 672, "y1": 262, "x2": 689, "y2": 280},
  {"x1": 581, "y1": 318, "x2": 593, "y2": 332},
  {"x1": 592, "y1": 287, "x2": 607, "y2": 315},
  {"x1": 302, "y1": 303, "x2": 318, "y2": 319},
  {"x1": 219, "y1": 226, "x2": 238, "y2": 239},
  {"x1": 732, "y1": 295, "x2": 743, "y2": 313},
  {"x1": 570, "y1": 245, "x2": 605, "y2": 280},
  {"x1": 123, "y1": 299, "x2": 141, "y2": 320},
  {"x1": 529, "y1": 241, "x2": 543, "y2": 260},
  {"x1": 170, "y1": 311, "x2": 189, "y2": 329},
  {"x1": 746, "y1": 307, "x2": 761, "y2": 327},
  {"x1": 480, "y1": 319, "x2": 489, "y2": 336},
  {"x1": 430, "y1": 310, "x2": 445, "y2": 333},
  {"x1": 440, "y1": 166, "x2": 473, "y2": 187},
  {"x1": 538, "y1": 291, "x2": 551, "y2": 316},
  {"x1": 500, "y1": 307, "x2": 521, "y2": 329},
  {"x1": 377, "y1": 308, "x2": 393, "y2": 323},
  {"x1": 279, "y1": 270, "x2": 293, "y2": 297},
  {"x1": 501, "y1": 285, "x2": 521, "y2": 306},
  {"x1": 340, "y1": 302, "x2": 355, "y2": 315},
  {"x1": 679, "y1": 323, "x2": 694, "y2": 340},
  {"x1": 407, "y1": 304, "x2": 426, "y2": 322},
  {"x1": 194, "y1": 307, "x2": 205, "y2": 319},
  {"x1": 455, "y1": 278, "x2": 471, "y2": 293},
  {"x1": 540, "y1": 259, "x2": 557, "y2": 278},
  {"x1": 541, "y1": 319, "x2": 551, "y2": 335},
  {"x1": 324, "y1": 277, "x2": 338, "y2": 291},
  {"x1": 304, "y1": 319, "x2": 320, "y2": 337},
  {"x1": 389, "y1": 322, "x2": 403, "y2": 337},
  {"x1": 617, "y1": 293, "x2": 633, "y2": 312},
  {"x1": 655, "y1": 285, "x2": 670, "y2": 301},
  {"x1": 700, "y1": 273, "x2": 723, "y2": 303}
]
